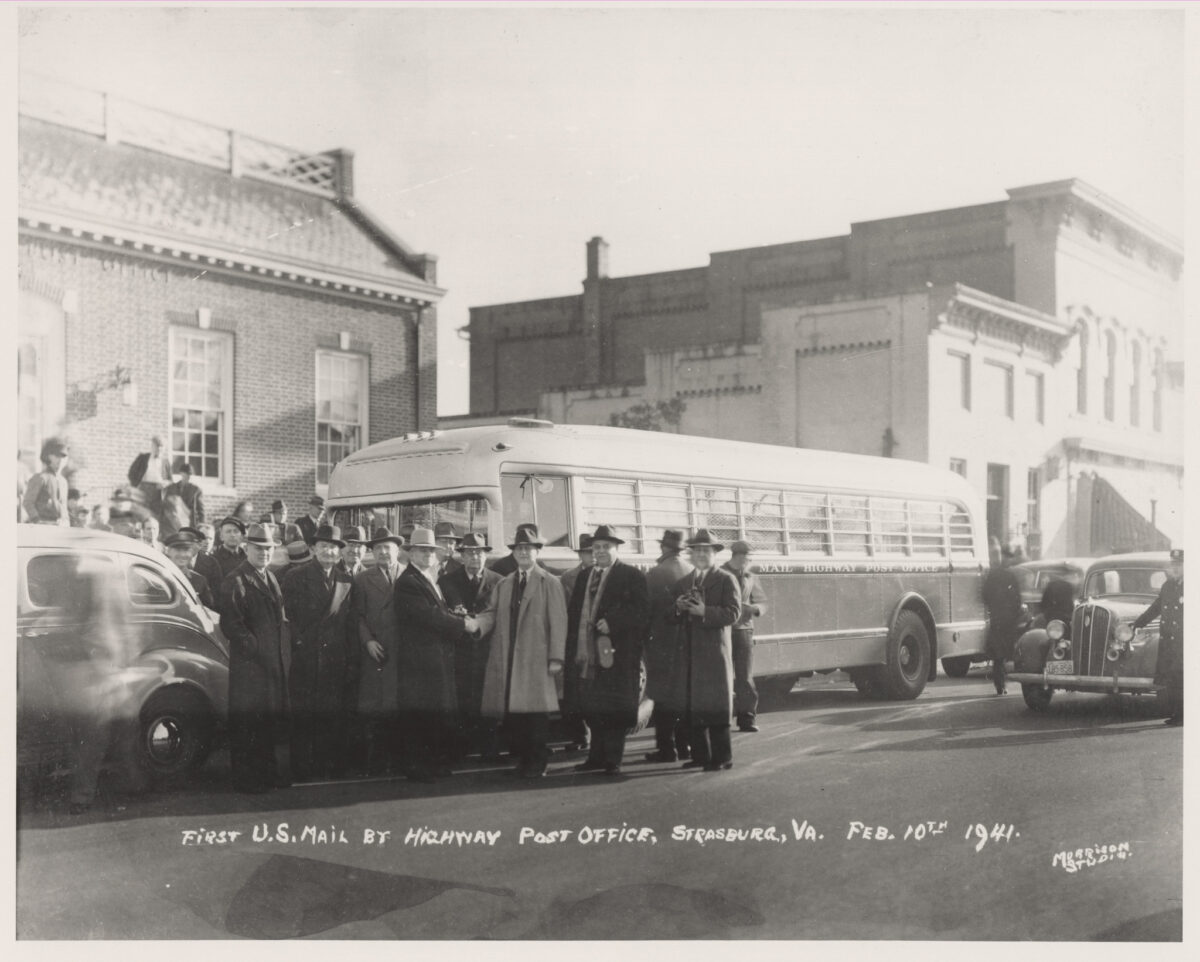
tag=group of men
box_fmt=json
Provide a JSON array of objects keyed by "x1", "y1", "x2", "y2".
[{"x1": 200, "y1": 508, "x2": 770, "y2": 792}]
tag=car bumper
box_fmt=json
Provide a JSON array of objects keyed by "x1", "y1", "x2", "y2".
[{"x1": 1008, "y1": 672, "x2": 1158, "y2": 692}]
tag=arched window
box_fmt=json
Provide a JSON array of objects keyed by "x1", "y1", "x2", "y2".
[
  {"x1": 1129, "y1": 342, "x2": 1142, "y2": 427},
  {"x1": 1103, "y1": 330, "x2": 1117, "y2": 421},
  {"x1": 1076, "y1": 325, "x2": 1089, "y2": 415}
]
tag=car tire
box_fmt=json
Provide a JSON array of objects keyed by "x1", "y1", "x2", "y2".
[
  {"x1": 941, "y1": 655, "x2": 973, "y2": 678},
  {"x1": 879, "y1": 611, "x2": 931, "y2": 700},
  {"x1": 138, "y1": 688, "x2": 214, "y2": 786},
  {"x1": 1022, "y1": 684, "x2": 1054, "y2": 712}
]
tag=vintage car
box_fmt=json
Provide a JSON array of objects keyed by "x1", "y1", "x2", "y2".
[
  {"x1": 17, "y1": 524, "x2": 229, "y2": 788},
  {"x1": 1012, "y1": 557, "x2": 1090, "y2": 618},
  {"x1": 1009, "y1": 551, "x2": 1170, "y2": 711}
]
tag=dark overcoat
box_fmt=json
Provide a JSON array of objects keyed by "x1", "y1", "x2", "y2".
[
  {"x1": 564, "y1": 560, "x2": 649, "y2": 728},
  {"x1": 280, "y1": 560, "x2": 355, "y2": 715},
  {"x1": 666, "y1": 567, "x2": 741, "y2": 726},
  {"x1": 185, "y1": 568, "x2": 215, "y2": 611},
  {"x1": 644, "y1": 553, "x2": 693, "y2": 704},
  {"x1": 219, "y1": 562, "x2": 289, "y2": 720},
  {"x1": 353, "y1": 563, "x2": 404, "y2": 715},
  {"x1": 213, "y1": 544, "x2": 246, "y2": 581},
  {"x1": 393, "y1": 565, "x2": 464, "y2": 714},
  {"x1": 1134, "y1": 577, "x2": 1183, "y2": 685},
  {"x1": 440, "y1": 566, "x2": 503, "y2": 716},
  {"x1": 982, "y1": 566, "x2": 1023, "y2": 660}
]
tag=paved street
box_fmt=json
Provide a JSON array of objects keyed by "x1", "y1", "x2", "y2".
[{"x1": 16, "y1": 670, "x2": 1182, "y2": 941}]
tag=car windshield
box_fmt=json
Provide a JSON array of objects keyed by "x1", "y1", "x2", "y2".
[{"x1": 1084, "y1": 566, "x2": 1167, "y2": 600}]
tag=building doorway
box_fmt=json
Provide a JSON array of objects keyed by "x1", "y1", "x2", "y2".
[{"x1": 986, "y1": 463, "x2": 1009, "y2": 544}]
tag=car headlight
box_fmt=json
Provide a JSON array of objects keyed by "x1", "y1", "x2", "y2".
[
  {"x1": 1106, "y1": 642, "x2": 1124, "y2": 662},
  {"x1": 1051, "y1": 637, "x2": 1072, "y2": 660},
  {"x1": 1114, "y1": 622, "x2": 1134, "y2": 644},
  {"x1": 1046, "y1": 620, "x2": 1066, "y2": 641}
]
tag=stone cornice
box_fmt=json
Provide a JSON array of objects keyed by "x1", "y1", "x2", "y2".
[
  {"x1": 934, "y1": 283, "x2": 1074, "y2": 359},
  {"x1": 18, "y1": 205, "x2": 445, "y2": 309}
]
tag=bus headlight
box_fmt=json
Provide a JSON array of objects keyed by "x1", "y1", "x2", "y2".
[
  {"x1": 1051, "y1": 637, "x2": 1072, "y2": 660},
  {"x1": 1114, "y1": 622, "x2": 1134, "y2": 644},
  {"x1": 1046, "y1": 620, "x2": 1066, "y2": 642}
]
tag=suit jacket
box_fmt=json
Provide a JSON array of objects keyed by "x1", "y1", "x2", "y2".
[
  {"x1": 213, "y1": 544, "x2": 247, "y2": 581},
  {"x1": 353, "y1": 563, "x2": 404, "y2": 714},
  {"x1": 564, "y1": 560, "x2": 648, "y2": 726},
  {"x1": 477, "y1": 565, "x2": 567, "y2": 717},
  {"x1": 441, "y1": 566, "x2": 503, "y2": 714},
  {"x1": 219, "y1": 562, "x2": 289, "y2": 717},
  {"x1": 393, "y1": 564, "x2": 466, "y2": 714},
  {"x1": 438, "y1": 558, "x2": 465, "y2": 579},
  {"x1": 644, "y1": 552, "x2": 694, "y2": 699},
  {"x1": 280, "y1": 560, "x2": 355, "y2": 712},
  {"x1": 193, "y1": 552, "x2": 223, "y2": 595},
  {"x1": 665, "y1": 566, "x2": 740, "y2": 723},
  {"x1": 163, "y1": 479, "x2": 205, "y2": 525},
  {"x1": 127, "y1": 452, "x2": 173, "y2": 487},
  {"x1": 296, "y1": 514, "x2": 321, "y2": 547}
]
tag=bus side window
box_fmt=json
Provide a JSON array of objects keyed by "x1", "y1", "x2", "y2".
[{"x1": 501, "y1": 474, "x2": 571, "y2": 548}]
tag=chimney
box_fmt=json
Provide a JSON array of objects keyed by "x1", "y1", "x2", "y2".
[
  {"x1": 586, "y1": 236, "x2": 609, "y2": 281},
  {"x1": 326, "y1": 148, "x2": 356, "y2": 198}
]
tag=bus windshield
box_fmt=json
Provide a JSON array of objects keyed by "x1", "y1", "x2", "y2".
[{"x1": 330, "y1": 496, "x2": 490, "y2": 539}]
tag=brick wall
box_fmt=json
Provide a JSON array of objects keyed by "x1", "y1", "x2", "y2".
[{"x1": 19, "y1": 237, "x2": 426, "y2": 519}]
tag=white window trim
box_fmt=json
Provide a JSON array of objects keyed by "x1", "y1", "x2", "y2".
[
  {"x1": 315, "y1": 348, "x2": 370, "y2": 488},
  {"x1": 168, "y1": 326, "x2": 234, "y2": 487}
]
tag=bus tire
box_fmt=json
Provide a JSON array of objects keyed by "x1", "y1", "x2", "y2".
[
  {"x1": 1022, "y1": 684, "x2": 1054, "y2": 712},
  {"x1": 941, "y1": 655, "x2": 972, "y2": 678},
  {"x1": 880, "y1": 611, "x2": 930, "y2": 700},
  {"x1": 851, "y1": 668, "x2": 888, "y2": 700}
]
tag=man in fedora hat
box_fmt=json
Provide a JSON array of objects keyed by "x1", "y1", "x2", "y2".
[
  {"x1": 441, "y1": 533, "x2": 503, "y2": 760},
  {"x1": 434, "y1": 521, "x2": 465, "y2": 578},
  {"x1": 644, "y1": 529, "x2": 695, "y2": 762},
  {"x1": 218, "y1": 523, "x2": 290, "y2": 793},
  {"x1": 1134, "y1": 548, "x2": 1184, "y2": 726},
  {"x1": 351, "y1": 527, "x2": 408, "y2": 774},
  {"x1": 339, "y1": 525, "x2": 370, "y2": 579},
  {"x1": 281, "y1": 523, "x2": 356, "y2": 780},
  {"x1": 489, "y1": 523, "x2": 549, "y2": 577},
  {"x1": 724, "y1": 540, "x2": 769, "y2": 733},
  {"x1": 668, "y1": 529, "x2": 741, "y2": 772},
  {"x1": 558, "y1": 534, "x2": 596, "y2": 753},
  {"x1": 213, "y1": 516, "x2": 248, "y2": 581},
  {"x1": 23, "y1": 437, "x2": 70, "y2": 526},
  {"x1": 164, "y1": 528, "x2": 215, "y2": 610},
  {"x1": 477, "y1": 526, "x2": 567, "y2": 778},
  {"x1": 394, "y1": 526, "x2": 480, "y2": 782},
  {"x1": 296, "y1": 495, "x2": 325, "y2": 547},
  {"x1": 564, "y1": 524, "x2": 648, "y2": 776}
]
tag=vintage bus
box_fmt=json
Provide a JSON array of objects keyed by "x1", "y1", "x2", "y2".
[{"x1": 326, "y1": 419, "x2": 989, "y2": 700}]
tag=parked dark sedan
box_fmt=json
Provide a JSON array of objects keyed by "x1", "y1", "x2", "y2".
[
  {"x1": 17, "y1": 525, "x2": 229, "y2": 789},
  {"x1": 1010, "y1": 551, "x2": 1169, "y2": 711},
  {"x1": 1012, "y1": 557, "x2": 1089, "y2": 618}
]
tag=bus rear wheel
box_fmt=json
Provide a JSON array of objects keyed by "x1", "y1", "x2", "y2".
[
  {"x1": 880, "y1": 611, "x2": 930, "y2": 700},
  {"x1": 941, "y1": 655, "x2": 973, "y2": 678}
]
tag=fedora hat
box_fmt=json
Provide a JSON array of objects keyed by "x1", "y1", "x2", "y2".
[
  {"x1": 244, "y1": 523, "x2": 280, "y2": 548},
  {"x1": 458, "y1": 532, "x2": 492, "y2": 551},
  {"x1": 577, "y1": 533, "x2": 595, "y2": 551},
  {"x1": 286, "y1": 541, "x2": 313, "y2": 564},
  {"x1": 508, "y1": 526, "x2": 544, "y2": 549},
  {"x1": 433, "y1": 521, "x2": 462, "y2": 542},
  {"x1": 407, "y1": 526, "x2": 438, "y2": 549},
  {"x1": 344, "y1": 525, "x2": 370, "y2": 545},
  {"x1": 218, "y1": 516, "x2": 247, "y2": 534},
  {"x1": 659, "y1": 529, "x2": 685, "y2": 551},
  {"x1": 313, "y1": 524, "x2": 346, "y2": 548},
  {"x1": 730, "y1": 540, "x2": 753, "y2": 556},
  {"x1": 589, "y1": 524, "x2": 625, "y2": 545},
  {"x1": 308, "y1": 494, "x2": 325, "y2": 507},
  {"x1": 368, "y1": 526, "x2": 406, "y2": 547},
  {"x1": 686, "y1": 528, "x2": 725, "y2": 552}
]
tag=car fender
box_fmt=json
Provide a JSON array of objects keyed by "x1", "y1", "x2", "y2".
[{"x1": 1013, "y1": 628, "x2": 1051, "y2": 674}]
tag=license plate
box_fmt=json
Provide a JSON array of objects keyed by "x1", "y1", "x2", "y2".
[{"x1": 1046, "y1": 661, "x2": 1074, "y2": 676}]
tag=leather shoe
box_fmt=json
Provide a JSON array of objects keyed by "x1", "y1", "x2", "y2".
[
  {"x1": 603, "y1": 766, "x2": 622, "y2": 777},
  {"x1": 574, "y1": 760, "x2": 605, "y2": 772},
  {"x1": 643, "y1": 751, "x2": 677, "y2": 763},
  {"x1": 738, "y1": 723, "x2": 759, "y2": 733},
  {"x1": 703, "y1": 761, "x2": 734, "y2": 772}
]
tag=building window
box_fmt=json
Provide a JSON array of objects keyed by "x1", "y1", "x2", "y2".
[
  {"x1": 170, "y1": 328, "x2": 232, "y2": 483},
  {"x1": 983, "y1": 360, "x2": 1014, "y2": 419},
  {"x1": 948, "y1": 351, "x2": 971, "y2": 410},
  {"x1": 1129, "y1": 342, "x2": 1142, "y2": 427},
  {"x1": 1026, "y1": 371, "x2": 1045, "y2": 424},
  {"x1": 1026, "y1": 468, "x2": 1041, "y2": 534},
  {"x1": 949, "y1": 458, "x2": 967, "y2": 478},
  {"x1": 18, "y1": 336, "x2": 44, "y2": 456},
  {"x1": 1152, "y1": 349, "x2": 1164, "y2": 432},
  {"x1": 316, "y1": 351, "x2": 368, "y2": 484},
  {"x1": 1103, "y1": 330, "x2": 1117, "y2": 421},
  {"x1": 1076, "y1": 325, "x2": 1089, "y2": 415}
]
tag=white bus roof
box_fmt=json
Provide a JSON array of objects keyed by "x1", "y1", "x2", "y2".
[{"x1": 328, "y1": 420, "x2": 979, "y2": 506}]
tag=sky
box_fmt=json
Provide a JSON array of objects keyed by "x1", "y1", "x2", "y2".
[{"x1": 13, "y1": 2, "x2": 1187, "y2": 415}]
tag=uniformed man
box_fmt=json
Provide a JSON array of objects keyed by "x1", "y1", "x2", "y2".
[
  {"x1": 163, "y1": 528, "x2": 215, "y2": 609},
  {"x1": 723, "y1": 540, "x2": 769, "y2": 733},
  {"x1": 1134, "y1": 548, "x2": 1184, "y2": 726}
]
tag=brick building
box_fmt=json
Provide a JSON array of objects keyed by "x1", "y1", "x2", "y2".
[
  {"x1": 459, "y1": 181, "x2": 1183, "y2": 557},
  {"x1": 18, "y1": 78, "x2": 443, "y2": 520}
]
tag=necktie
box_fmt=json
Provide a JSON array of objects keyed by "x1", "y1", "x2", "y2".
[{"x1": 588, "y1": 567, "x2": 601, "y2": 605}]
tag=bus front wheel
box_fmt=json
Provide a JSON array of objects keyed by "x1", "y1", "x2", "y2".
[{"x1": 880, "y1": 611, "x2": 931, "y2": 700}]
